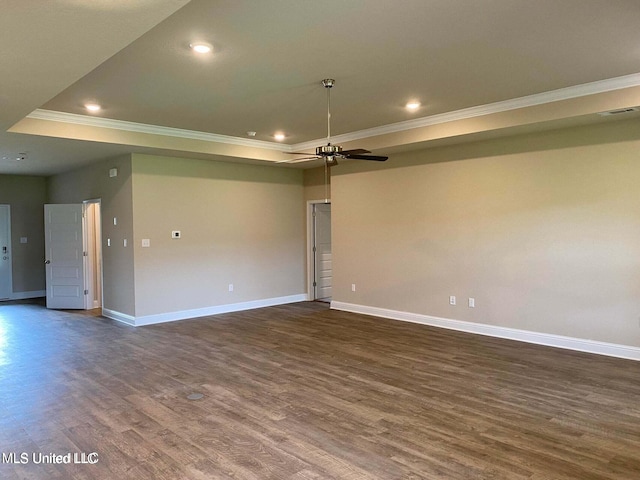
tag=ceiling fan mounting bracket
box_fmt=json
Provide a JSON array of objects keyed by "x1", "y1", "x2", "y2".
[{"x1": 322, "y1": 78, "x2": 335, "y2": 88}]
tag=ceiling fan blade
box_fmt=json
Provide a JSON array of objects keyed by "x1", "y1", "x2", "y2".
[
  {"x1": 340, "y1": 148, "x2": 370, "y2": 155},
  {"x1": 344, "y1": 154, "x2": 388, "y2": 161}
]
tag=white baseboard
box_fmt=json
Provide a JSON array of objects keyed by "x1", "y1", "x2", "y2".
[
  {"x1": 102, "y1": 308, "x2": 135, "y2": 326},
  {"x1": 6, "y1": 290, "x2": 46, "y2": 300},
  {"x1": 331, "y1": 301, "x2": 640, "y2": 362},
  {"x1": 103, "y1": 294, "x2": 308, "y2": 327}
]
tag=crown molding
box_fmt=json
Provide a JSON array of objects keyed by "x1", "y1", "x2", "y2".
[
  {"x1": 28, "y1": 72, "x2": 640, "y2": 154},
  {"x1": 27, "y1": 109, "x2": 290, "y2": 152},
  {"x1": 291, "y1": 72, "x2": 640, "y2": 152}
]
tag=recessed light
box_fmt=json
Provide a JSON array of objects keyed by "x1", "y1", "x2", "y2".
[
  {"x1": 85, "y1": 103, "x2": 101, "y2": 112},
  {"x1": 406, "y1": 101, "x2": 421, "y2": 111},
  {"x1": 190, "y1": 42, "x2": 212, "y2": 54},
  {"x1": 274, "y1": 133, "x2": 286, "y2": 141}
]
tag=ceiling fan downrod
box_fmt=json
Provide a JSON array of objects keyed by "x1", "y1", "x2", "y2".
[
  {"x1": 317, "y1": 79, "x2": 342, "y2": 159},
  {"x1": 322, "y1": 78, "x2": 335, "y2": 144}
]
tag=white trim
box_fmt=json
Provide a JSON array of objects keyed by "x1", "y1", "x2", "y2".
[
  {"x1": 331, "y1": 301, "x2": 640, "y2": 362},
  {"x1": 102, "y1": 308, "x2": 136, "y2": 326},
  {"x1": 103, "y1": 294, "x2": 307, "y2": 327},
  {"x1": 27, "y1": 73, "x2": 640, "y2": 156},
  {"x1": 307, "y1": 201, "x2": 316, "y2": 300},
  {"x1": 4, "y1": 290, "x2": 46, "y2": 300},
  {"x1": 292, "y1": 73, "x2": 640, "y2": 152},
  {"x1": 135, "y1": 294, "x2": 307, "y2": 326},
  {"x1": 291, "y1": 73, "x2": 640, "y2": 151},
  {"x1": 27, "y1": 109, "x2": 289, "y2": 152}
]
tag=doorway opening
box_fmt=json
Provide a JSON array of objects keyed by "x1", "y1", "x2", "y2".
[
  {"x1": 83, "y1": 200, "x2": 102, "y2": 309},
  {"x1": 0, "y1": 205, "x2": 12, "y2": 301},
  {"x1": 307, "y1": 201, "x2": 332, "y2": 302}
]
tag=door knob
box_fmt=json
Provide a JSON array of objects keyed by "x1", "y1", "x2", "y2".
[{"x1": 45, "y1": 260, "x2": 51, "y2": 264}]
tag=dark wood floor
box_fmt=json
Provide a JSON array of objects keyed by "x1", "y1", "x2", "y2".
[{"x1": 0, "y1": 300, "x2": 639, "y2": 479}]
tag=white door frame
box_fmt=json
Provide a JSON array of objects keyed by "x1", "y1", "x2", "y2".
[
  {"x1": 82, "y1": 199, "x2": 103, "y2": 309},
  {"x1": 306, "y1": 199, "x2": 331, "y2": 300},
  {"x1": 0, "y1": 205, "x2": 12, "y2": 301}
]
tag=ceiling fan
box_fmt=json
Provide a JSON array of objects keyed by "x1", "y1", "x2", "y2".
[{"x1": 282, "y1": 78, "x2": 389, "y2": 167}]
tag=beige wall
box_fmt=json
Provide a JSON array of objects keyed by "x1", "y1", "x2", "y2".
[
  {"x1": 332, "y1": 118, "x2": 640, "y2": 347},
  {"x1": 0, "y1": 175, "x2": 46, "y2": 294},
  {"x1": 47, "y1": 155, "x2": 135, "y2": 315},
  {"x1": 304, "y1": 165, "x2": 331, "y2": 202},
  {"x1": 131, "y1": 154, "x2": 305, "y2": 317}
]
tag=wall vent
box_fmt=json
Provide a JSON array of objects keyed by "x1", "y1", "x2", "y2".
[{"x1": 597, "y1": 107, "x2": 640, "y2": 116}]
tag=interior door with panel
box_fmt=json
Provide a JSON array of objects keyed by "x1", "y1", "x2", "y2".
[{"x1": 44, "y1": 204, "x2": 85, "y2": 309}]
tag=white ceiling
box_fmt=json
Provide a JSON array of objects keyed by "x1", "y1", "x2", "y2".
[{"x1": 2, "y1": 0, "x2": 640, "y2": 175}]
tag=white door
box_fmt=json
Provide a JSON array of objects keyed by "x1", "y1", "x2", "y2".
[
  {"x1": 314, "y1": 203, "x2": 332, "y2": 301},
  {"x1": 44, "y1": 204, "x2": 85, "y2": 309},
  {"x1": 0, "y1": 205, "x2": 12, "y2": 300}
]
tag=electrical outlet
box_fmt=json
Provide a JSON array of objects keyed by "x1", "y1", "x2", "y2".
[
  {"x1": 142, "y1": 239, "x2": 150, "y2": 247},
  {"x1": 172, "y1": 230, "x2": 181, "y2": 239},
  {"x1": 228, "y1": 284, "x2": 234, "y2": 292},
  {"x1": 449, "y1": 295, "x2": 456, "y2": 306}
]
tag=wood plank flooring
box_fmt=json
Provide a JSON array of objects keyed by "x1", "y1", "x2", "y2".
[{"x1": 0, "y1": 300, "x2": 639, "y2": 479}]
